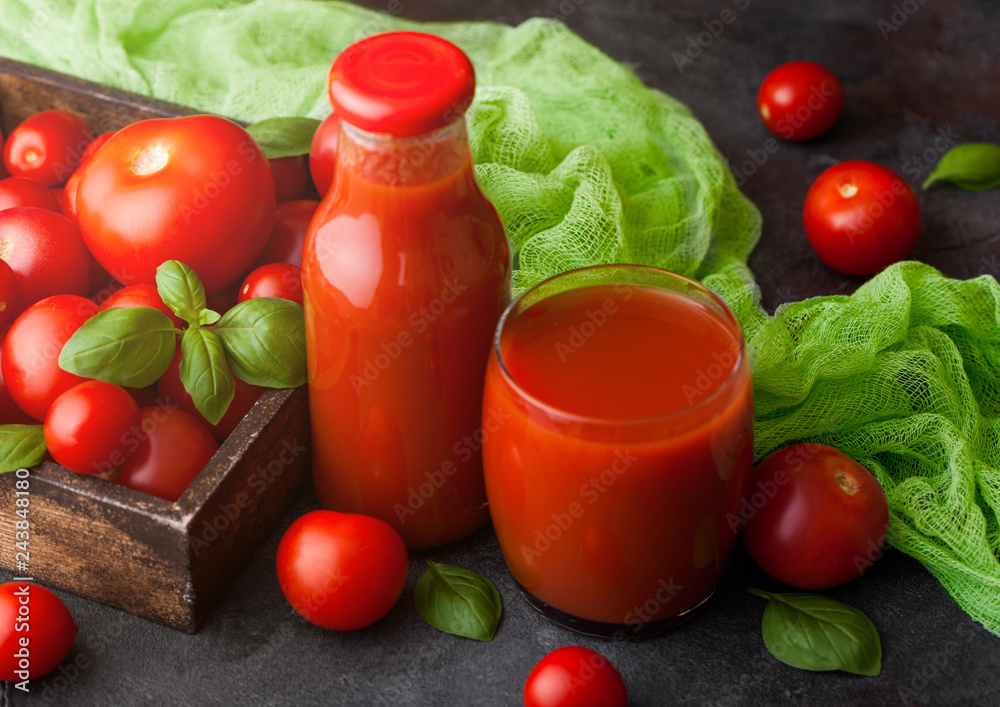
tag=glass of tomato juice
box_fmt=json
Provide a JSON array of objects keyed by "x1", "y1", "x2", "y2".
[{"x1": 482, "y1": 265, "x2": 754, "y2": 637}]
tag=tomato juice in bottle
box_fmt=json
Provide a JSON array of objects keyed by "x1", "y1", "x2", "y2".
[
  {"x1": 302, "y1": 33, "x2": 510, "y2": 548},
  {"x1": 482, "y1": 266, "x2": 753, "y2": 636}
]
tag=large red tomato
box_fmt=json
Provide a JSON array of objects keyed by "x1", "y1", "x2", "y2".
[
  {"x1": 0, "y1": 206, "x2": 91, "y2": 313},
  {"x1": 1, "y1": 294, "x2": 99, "y2": 421},
  {"x1": 75, "y1": 115, "x2": 276, "y2": 295}
]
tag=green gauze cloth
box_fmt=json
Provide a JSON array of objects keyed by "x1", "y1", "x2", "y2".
[{"x1": 1, "y1": 0, "x2": 998, "y2": 635}]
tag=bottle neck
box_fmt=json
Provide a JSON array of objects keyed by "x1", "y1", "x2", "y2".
[{"x1": 336, "y1": 120, "x2": 471, "y2": 188}]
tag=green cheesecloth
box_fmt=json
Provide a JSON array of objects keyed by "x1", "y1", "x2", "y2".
[{"x1": 2, "y1": 0, "x2": 998, "y2": 636}]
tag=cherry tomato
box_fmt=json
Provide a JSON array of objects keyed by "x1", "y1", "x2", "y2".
[
  {"x1": 0, "y1": 177, "x2": 61, "y2": 213},
  {"x1": 803, "y1": 161, "x2": 921, "y2": 275},
  {"x1": 757, "y1": 61, "x2": 844, "y2": 142},
  {"x1": 269, "y1": 155, "x2": 310, "y2": 204},
  {"x1": 156, "y1": 344, "x2": 265, "y2": 440},
  {"x1": 0, "y1": 352, "x2": 33, "y2": 424},
  {"x1": 238, "y1": 263, "x2": 303, "y2": 306},
  {"x1": 0, "y1": 582, "x2": 78, "y2": 682},
  {"x1": 250, "y1": 199, "x2": 318, "y2": 270},
  {"x1": 62, "y1": 131, "x2": 114, "y2": 221},
  {"x1": 111, "y1": 406, "x2": 218, "y2": 502},
  {"x1": 76, "y1": 115, "x2": 276, "y2": 295},
  {"x1": 44, "y1": 380, "x2": 140, "y2": 475},
  {"x1": 2, "y1": 111, "x2": 92, "y2": 186},
  {"x1": 1, "y1": 294, "x2": 99, "y2": 421},
  {"x1": 276, "y1": 510, "x2": 408, "y2": 631},
  {"x1": 205, "y1": 279, "x2": 241, "y2": 315},
  {"x1": 0, "y1": 206, "x2": 91, "y2": 313},
  {"x1": 100, "y1": 283, "x2": 184, "y2": 328},
  {"x1": 0, "y1": 258, "x2": 16, "y2": 328},
  {"x1": 309, "y1": 112, "x2": 339, "y2": 197},
  {"x1": 742, "y1": 444, "x2": 889, "y2": 590},
  {"x1": 524, "y1": 646, "x2": 628, "y2": 707}
]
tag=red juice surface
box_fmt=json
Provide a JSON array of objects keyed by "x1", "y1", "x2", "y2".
[
  {"x1": 483, "y1": 282, "x2": 753, "y2": 627},
  {"x1": 302, "y1": 124, "x2": 510, "y2": 549}
]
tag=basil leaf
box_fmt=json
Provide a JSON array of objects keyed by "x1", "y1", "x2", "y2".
[
  {"x1": 214, "y1": 298, "x2": 306, "y2": 388},
  {"x1": 749, "y1": 589, "x2": 882, "y2": 676},
  {"x1": 414, "y1": 561, "x2": 502, "y2": 641},
  {"x1": 59, "y1": 307, "x2": 177, "y2": 387},
  {"x1": 0, "y1": 425, "x2": 46, "y2": 473},
  {"x1": 246, "y1": 117, "x2": 321, "y2": 159},
  {"x1": 180, "y1": 327, "x2": 235, "y2": 426},
  {"x1": 198, "y1": 309, "x2": 221, "y2": 326},
  {"x1": 923, "y1": 143, "x2": 1000, "y2": 191},
  {"x1": 156, "y1": 260, "x2": 207, "y2": 325}
]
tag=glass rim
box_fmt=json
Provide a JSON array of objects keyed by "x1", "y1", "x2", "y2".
[{"x1": 492, "y1": 264, "x2": 748, "y2": 427}]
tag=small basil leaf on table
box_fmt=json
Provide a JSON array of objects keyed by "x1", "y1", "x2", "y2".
[
  {"x1": 0, "y1": 425, "x2": 46, "y2": 473},
  {"x1": 246, "y1": 117, "x2": 322, "y2": 159},
  {"x1": 58, "y1": 307, "x2": 177, "y2": 388},
  {"x1": 923, "y1": 143, "x2": 1000, "y2": 191},
  {"x1": 414, "y1": 561, "x2": 502, "y2": 641},
  {"x1": 214, "y1": 298, "x2": 306, "y2": 388},
  {"x1": 749, "y1": 588, "x2": 882, "y2": 676},
  {"x1": 180, "y1": 327, "x2": 235, "y2": 426},
  {"x1": 156, "y1": 260, "x2": 208, "y2": 324}
]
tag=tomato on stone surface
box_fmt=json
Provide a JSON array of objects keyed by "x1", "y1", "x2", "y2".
[
  {"x1": 61, "y1": 131, "x2": 114, "y2": 221},
  {"x1": 269, "y1": 154, "x2": 310, "y2": 204},
  {"x1": 1, "y1": 294, "x2": 99, "y2": 421},
  {"x1": 0, "y1": 258, "x2": 16, "y2": 328},
  {"x1": 0, "y1": 177, "x2": 61, "y2": 213},
  {"x1": 110, "y1": 406, "x2": 218, "y2": 502},
  {"x1": 2, "y1": 110, "x2": 92, "y2": 186},
  {"x1": 75, "y1": 115, "x2": 276, "y2": 295},
  {"x1": 156, "y1": 344, "x2": 265, "y2": 441},
  {"x1": 100, "y1": 283, "x2": 184, "y2": 328},
  {"x1": 523, "y1": 646, "x2": 628, "y2": 707},
  {"x1": 0, "y1": 582, "x2": 78, "y2": 682},
  {"x1": 238, "y1": 263, "x2": 303, "y2": 306},
  {"x1": 0, "y1": 206, "x2": 91, "y2": 314},
  {"x1": 803, "y1": 160, "x2": 921, "y2": 276},
  {"x1": 309, "y1": 111, "x2": 339, "y2": 197},
  {"x1": 757, "y1": 61, "x2": 843, "y2": 142},
  {"x1": 276, "y1": 510, "x2": 408, "y2": 631},
  {"x1": 742, "y1": 443, "x2": 889, "y2": 590},
  {"x1": 44, "y1": 380, "x2": 140, "y2": 475},
  {"x1": 250, "y1": 199, "x2": 318, "y2": 270}
]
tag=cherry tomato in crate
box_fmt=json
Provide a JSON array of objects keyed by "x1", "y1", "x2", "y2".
[
  {"x1": 1, "y1": 294, "x2": 99, "y2": 421},
  {"x1": 250, "y1": 199, "x2": 318, "y2": 270},
  {"x1": 269, "y1": 154, "x2": 310, "y2": 204},
  {"x1": 45, "y1": 380, "x2": 140, "y2": 475},
  {"x1": 100, "y1": 283, "x2": 184, "y2": 328},
  {"x1": 238, "y1": 263, "x2": 303, "y2": 306},
  {"x1": 0, "y1": 177, "x2": 61, "y2": 213},
  {"x1": 111, "y1": 406, "x2": 218, "y2": 502},
  {"x1": 2, "y1": 110, "x2": 92, "y2": 186},
  {"x1": 76, "y1": 115, "x2": 275, "y2": 295},
  {"x1": 309, "y1": 111, "x2": 339, "y2": 197},
  {"x1": 0, "y1": 258, "x2": 16, "y2": 328},
  {"x1": 62, "y1": 131, "x2": 114, "y2": 221}
]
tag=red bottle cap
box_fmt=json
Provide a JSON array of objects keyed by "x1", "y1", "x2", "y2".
[{"x1": 329, "y1": 32, "x2": 475, "y2": 138}]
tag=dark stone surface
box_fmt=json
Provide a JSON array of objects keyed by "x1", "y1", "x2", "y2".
[{"x1": 4, "y1": 1, "x2": 1000, "y2": 705}]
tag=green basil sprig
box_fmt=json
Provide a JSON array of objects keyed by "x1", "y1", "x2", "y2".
[
  {"x1": 0, "y1": 425, "x2": 46, "y2": 473},
  {"x1": 414, "y1": 561, "x2": 503, "y2": 641},
  {"x1": 923, "y1": 143, "x2": 1000, "y2": 191},
  {"x1": 246, "y1": 117, "x2": 322, "y2": 159},
  {"x1": 749, "y1": 588, "x2": 882, "y2": 676},
  {"x1": 59, "y1": 260, "x2": 306, "y2": 425}
]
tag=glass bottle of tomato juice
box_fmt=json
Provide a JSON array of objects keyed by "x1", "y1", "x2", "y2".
[{"x1": 302, "y1": 32, "x2": 510, "y2": 548}]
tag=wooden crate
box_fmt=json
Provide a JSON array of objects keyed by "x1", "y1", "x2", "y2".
[{"x1": 0, "y1": 57, "x2": 311, "y2": 632}]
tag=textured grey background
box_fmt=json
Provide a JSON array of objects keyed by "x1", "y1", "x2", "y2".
[{"x1": 4, "y1": 0, "x2": 1000, "y2": 705}]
